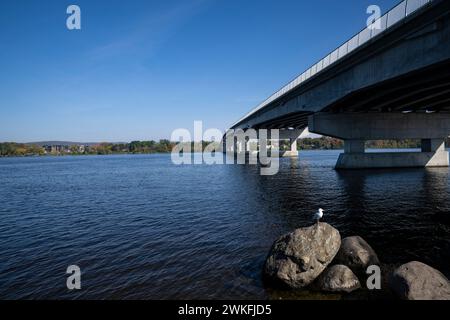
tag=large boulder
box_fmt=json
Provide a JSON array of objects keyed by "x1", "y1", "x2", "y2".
[
  {"x1": 315, "y1": 264, "x2": 361, "y2": 293},
  {"x1": 389, "y1": 261, "x2": 450, "y2": 300},
  {"x1": 264, "y1": 223, "x2": 341, "y2": 289},
  {"x1": 334, "y1": 236, "x2": 380, "y2": 276}
]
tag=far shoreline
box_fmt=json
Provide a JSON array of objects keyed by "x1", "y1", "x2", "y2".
[
  {"x1": 0, "y1": 148, "x2": 437, "y2": 159},
  {"x1": 1, "y1": 138, "x2": 442, "y2": 158}
]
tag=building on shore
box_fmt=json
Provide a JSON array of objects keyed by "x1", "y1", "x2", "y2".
[{"x1": 43, "y1": 144, "x2": 83, "y2": 154}]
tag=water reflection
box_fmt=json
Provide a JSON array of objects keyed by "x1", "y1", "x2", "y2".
[
  {"x1": 0, "y1": 152, "x2": 448, "y2": 299},
  {"x1": 233, "y1": 153, "x2": 450, "y2": 279}
]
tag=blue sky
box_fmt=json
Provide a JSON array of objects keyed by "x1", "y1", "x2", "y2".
[{"x1": 0, "y1": 0, "x2": 398, "y2": 142}]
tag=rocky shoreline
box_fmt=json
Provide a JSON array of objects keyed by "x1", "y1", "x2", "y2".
[{"x1": 264, "y1": 222, "x2": 450, "y2": 300}]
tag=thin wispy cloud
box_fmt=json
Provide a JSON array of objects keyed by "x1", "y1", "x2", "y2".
[{"x1": 89, "y1": 0, "x2": 211, "y2": 61}]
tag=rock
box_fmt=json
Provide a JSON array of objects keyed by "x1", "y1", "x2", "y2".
[
  {"x1": 389, "y1": 261, "x2": 450, "y2": 300},
  {"x1": 315, "y1": 265, "x2": 361, "y2": 293},
  {"x1": 264, "y1": 222, "x2": 341, "y2": 289},
  {"x1": 334, "y1": 236, "x2": 380, "y2": 276}
]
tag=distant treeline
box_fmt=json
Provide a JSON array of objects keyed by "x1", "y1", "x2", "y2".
[
  {"x1": 295, "y1": 137, "x2": 426, "y2": 150},
  {"x1": 0, "y1": 138, "x2": 448, "y2": 157},
  {"x1": 0, "y1": 143, "x2": 45, "y2": 157},
  {"x1": 93, "y1": 140, "x2": 218, "y2": 154},
  {"x1": 0, "y1": 140, "x2": 175, "y2": 156},
  {"x1": 0, "y1": 140, "x2": 205, "y2": 156}
]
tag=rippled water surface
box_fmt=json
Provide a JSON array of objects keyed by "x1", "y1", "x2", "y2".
[{"x1": 0, "y1": 152, "x2": 449, "y2": 299}]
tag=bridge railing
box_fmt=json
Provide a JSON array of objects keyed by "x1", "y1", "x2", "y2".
[{"x1": 232, "y1": 0, "x2": 433, "y2": 128}]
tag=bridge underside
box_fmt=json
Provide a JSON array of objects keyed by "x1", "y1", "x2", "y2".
[
  {"x1": 245, "y1": 60, "x2": 450, "y2": 169},
  {"x1": 228, "y1": 0, "x2": 450, "y2": 168},
  {"x1": 324, "y1": 59, "x2": 450, "y2": 114},
  {"x1": 229, "y1": 59, "x2": 450, "y2": 168},
  {"x1": 251, "y1": 59, "x2": 450, "y2": 130}
]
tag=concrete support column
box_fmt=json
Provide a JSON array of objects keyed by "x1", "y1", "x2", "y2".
[
  {"x1": 232, "y1": 137, "x2": 239, "y2": 154},
  {"x1": 222, "y1": 131, "x2": 236, "y2": 155},
  {"x1": 279, "y1": 129, "x2": 304, "y2": 157},
  {"x1": 246, "y1": 139, "x2": 257, "y2": 155},
  {"x1": 344, "y1": 140, "x2": 365, "y2": 154},
  {"x1": 236, "y1": 140, "x2": 243, "y2": 153},
  {"x1": 308, "y1": 112, "x2": 450, "y2": 169},
  {"x1": 281, "y1": 138, "x2": 299, "y2": 157},
  {"x1": 222, "y1": 135, "x2": 229, "y2": 154},
  {"x1": 246, "y1": 139, "x2": 250, "y2": 153},
  {"x1": 222, "y1": 138, "x2": 226, "y2": 154},
  {"x1": 227, "y1": 129, "x2": 259, "y2": 159},
  {"x1": 291, "y1": 138, "x2": 298, "y2": 153},
  {"x1": 421, "y1": 139, "x2": 446, "y2": 152}
]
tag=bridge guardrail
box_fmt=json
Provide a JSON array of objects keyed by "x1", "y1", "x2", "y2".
[{"x1": 232, "y1": 0, "x2": 433, "y2": 128}]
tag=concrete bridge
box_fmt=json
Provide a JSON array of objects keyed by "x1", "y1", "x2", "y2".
[{"x1": 227, "y1": 0, "x2": 450, "y2": 169}]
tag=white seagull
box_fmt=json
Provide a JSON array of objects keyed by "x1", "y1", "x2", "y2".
[{"x1": 314, "y1": 208, "x2": 324, "y2": 223}]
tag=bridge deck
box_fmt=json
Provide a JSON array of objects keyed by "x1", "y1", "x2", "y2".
[{"x1": 231, "y1": 0, "x2": 438, "y2": 129}]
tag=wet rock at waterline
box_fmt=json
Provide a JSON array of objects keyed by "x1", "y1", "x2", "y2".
[
  {"x1": 264, "y1": 223, "x2": 341, "y2": 289},
  {"x1": 389, "y1": 261, "x2": 450, "y2": 300},
  {"x1": 334, "y1": 236, "x2": 380, "y2": 276},
  {"x1": 315, "y1": 264, "x2": 361, "y2": 293}
]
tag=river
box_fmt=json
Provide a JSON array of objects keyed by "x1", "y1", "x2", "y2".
[{"x1": 0, "y1": 151, "x2": 449, "y2": 299}]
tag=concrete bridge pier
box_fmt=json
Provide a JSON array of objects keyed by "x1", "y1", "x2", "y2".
[
  {"x1": 222, "y1": 128, "x2": 304, "y2": 158},
  {"x1": 280, "y1": 138, "x2": 298, "y2": 157},
  {"x1": 222, "y1": 136, "x2": 242, "y2": 156},
  {"x1": 279, "y1": 129, "x2": 304, "y2": 157},
  {"x1": 309, "y1": 113, "x2": 450, "y2": 169},
  {"x1": 222, "y1": 130, "x2": 258, "y2": 157},
  {"x1": 245, "y1": 138, "x2": 259, "y2": 156},
  {"x1": 235, "y1": 140, "x2": 243, "y2": 155}
]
